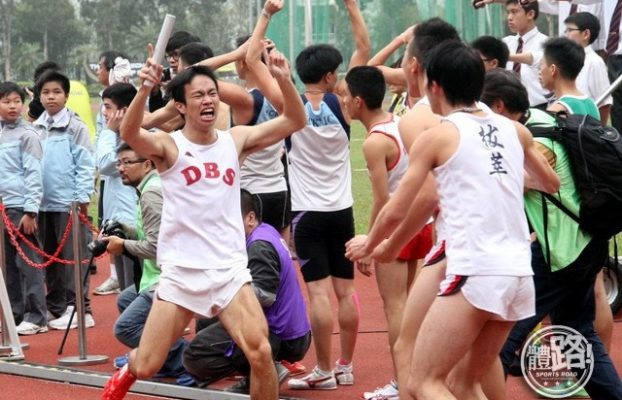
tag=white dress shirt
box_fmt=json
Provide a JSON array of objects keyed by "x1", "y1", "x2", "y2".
[
  {"x1": 503, "y1": 27, "x2": 550, "y2": 106},
  {"x1": 539, "y1": 0, "x2": 606, "y2": 50},
  {"x1": 577, "y1": 45, "x2": 614, "y2": 105}
]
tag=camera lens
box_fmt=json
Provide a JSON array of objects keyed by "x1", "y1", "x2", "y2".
[{"x1": 87, "y1": 239, "x2": 108, "y2": 257}]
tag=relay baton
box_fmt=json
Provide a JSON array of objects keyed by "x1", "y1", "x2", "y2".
[{"x1": 144, "y1": 14, "x2": 176, "y2": 87}]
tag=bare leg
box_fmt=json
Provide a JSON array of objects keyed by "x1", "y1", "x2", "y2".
[
  {"x1": 406, "y1": 258, "x2": 420, "y2": 292},
  {"x1": 306, "y1": 277, "x2": 335, "y2": 371},
  {"x1": 393, "y1": 260, "x2": 447, "y2": 400},
  {"x1": 594, "y1": 270, "x2": 613, "y2": 351},
  {"x1": 408, "y1": 290, "x2": 511, "y2": 400},
  {"x1": 129, "y1": 297, "x2": 194, "y2": 378},
  {"x1": 375, "y1": 260, "x2": 408, "y2": 361},
  {"x1": 333, "y1": 276, "x2": 359, "y2": 364},
  {"x1": 219, "y1": 283, "x2": 278, "y2": 399}
]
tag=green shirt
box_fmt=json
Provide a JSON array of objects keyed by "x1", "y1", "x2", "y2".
[
  {"x1": 135, "y1": 171, "x2": 162, "y2": 292},
  {"x1": 524, "y1": 108, "x2": 591, "y2": 271},
  {"x1": 556, "y1": 95, "x2": 600, "y2": 120}
]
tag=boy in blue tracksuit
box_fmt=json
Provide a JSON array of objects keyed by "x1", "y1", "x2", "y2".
[
  {"x1": 32, "y1": 71, "x2": 96, "y2": 330},
  {"x1": 0, "y1": 82, "x2": 47, "y2": 335}
]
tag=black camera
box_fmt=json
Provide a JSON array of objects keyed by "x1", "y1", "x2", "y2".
[
  {"x1": 162, "y1": 67, "x2": 172, "y2": 83},
  {"x1": 87, "y1": 220, "x2": 126, "y2": 257}
]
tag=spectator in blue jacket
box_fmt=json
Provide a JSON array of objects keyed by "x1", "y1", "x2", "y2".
[
  {"x1": 32, "y1": 71, "x2": 95, "y2": 330},
  {"x1": 0, "y1": 82, "x2": 47, "y2": 335}
]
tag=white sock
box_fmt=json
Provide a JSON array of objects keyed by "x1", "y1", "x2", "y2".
[{"x1": 110, "y1": 264, "x2": 117, "y2": 280}]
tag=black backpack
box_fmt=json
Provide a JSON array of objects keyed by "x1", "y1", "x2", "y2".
[{"x1": 526, "y1": 112, "x2": 622, "y2": 238}]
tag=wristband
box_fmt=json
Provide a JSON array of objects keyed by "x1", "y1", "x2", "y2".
[{"x1": 262, "y1": 10, "x2": 271, "y2": 20}]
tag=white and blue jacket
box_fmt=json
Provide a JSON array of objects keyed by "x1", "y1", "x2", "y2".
[
  {"x1": 96, "y1": 128, "x2": 137, "y2": 225},
  {"x1": 0, "y1": 118, "x2": 43, "y2": 213},
  {"x1": 33, "y1": 108, "x2": 95, "y2": 212}
]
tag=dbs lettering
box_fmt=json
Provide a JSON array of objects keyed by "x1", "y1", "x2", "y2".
[{"x1": 180, "y1": 163, "x2": 236, "y2": 186}]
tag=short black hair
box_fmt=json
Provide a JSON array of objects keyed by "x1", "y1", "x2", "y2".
[
  {"x1": 345, "y1": 66, "x2": 385, "y2": 110},
  {"x1": 179, "y1": 42, "x2": 214, "y2": 67},
  {"x1": 166, "y1": 31, "x2": 201, "y2": 53},
  {"x1": 116, "y1": 142, "x2": 154, "y2": 168},
  {"x1": 543, "y1": 37, "x2": 585, "y2": 80},
  {"x1": 241, "y1": 189, "x2": 261, "y2": 221},
  {"x1": 564, "y1": 12, "x2": 601, "y2": 45},
  {"x1": 506, "y1": 0, "x2": 539, "y2": 20},
  {"x1": 236, "y1": 34, "x2": 251, "y2": 49},
  {"x1": 33, "y1": 61, "x2": 61, "y2": 82},
  {"x1": 99, "y1": 50, "x2": 129, "y2": 71},
  {"x1": 471, "y1": 36, "x2": 510, "y2": 68},
  {"x1": 102, "y1": 83, "x2": 137, "y2": 108},
  {"x1": 166, "y1": 65, "x2": 219, "y2": 104},
  {"x1": 0, "y1": 81, "x2": 26, "y2": 102},
  {"x1": 408, "y1": 18, "x2": 460, "y2": 61},
  {"x1": 480, "y1": 69, "x2": 529, "y2": 114},
  {"x1": 117, "y1": 142, "x2": 133, "y2": 154},
  {"x1": 35, "y1": 70, "x2": 70, "y2": 96},
  {"x1": 425, "y1": 40, "x2": 485, "y2": 106},
  {"x1": 295, "y1": 44, "x2": 343, "y2": 84}
]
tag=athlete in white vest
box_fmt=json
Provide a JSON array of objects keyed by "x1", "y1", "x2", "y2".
[
  {"x1": 400, "y1": 40, "x2": 559, "y2": 400},
  {"x1": 342, "y1": 66, "x2": 410, "y2": 400},
  {"x1": 102, "y1": 11, "x2": 306, "y2": 399},
  {"x1": 354, "y1": 40, "x2": 560, "y2": 399}
]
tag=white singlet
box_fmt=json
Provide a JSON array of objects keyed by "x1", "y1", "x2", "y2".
[
  {"x1": 367, "y1": 115, "x2": 408, "y2": 196},
  {"x1": 433, "y1": 111, "x2": 531, "y2": 277},
  {"x1": 157, "y1": 130, "x2": 247, "y2": 270}
]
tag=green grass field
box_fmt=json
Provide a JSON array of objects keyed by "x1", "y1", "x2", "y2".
[{"x1": 350, "y1": 121, "x2": 372, "y2": 235}]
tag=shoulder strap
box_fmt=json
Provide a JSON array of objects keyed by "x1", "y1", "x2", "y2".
[
  {"x1": 541, "y1": 192, "x2": 581, "y2": 225},
  {"x1": 323, "y1": 93, "x2": 350, "y2": 137}
]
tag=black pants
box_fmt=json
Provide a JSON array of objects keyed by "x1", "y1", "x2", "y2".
[
  {"x1": 608, "y1": 55, "x2": 622, "y2": 133},
  {"x1": 183, "y1": 318, "x2": 311, "y2": 387}
]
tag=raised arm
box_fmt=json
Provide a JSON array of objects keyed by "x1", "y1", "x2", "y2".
[
  {"x1": 367, "y1": 26, "x2": 412, "y2": 86},
  {"x1": 344, "y1": 0, "x2": 371, "y2": 70},
  {"x1": 141, "y1": 100, "x2": 178, "y2": 130},
  {"x1": 119, "y1": 52, "x2": 172, "y2": 168},
  {"x1": 234, "y1": 50, "x2": 306, "y2": 160},
  {"x1": 245, "y1": 0, "x2": 285, "y2": 113},
  {"x1": 197, "y1": 41, "x2": 248, "y2": 70}
]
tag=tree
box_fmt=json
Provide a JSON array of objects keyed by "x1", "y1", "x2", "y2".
[
  {"x1": 11, "y1": 41, "x2": 40, "y2": 81},
  {"x1": 13, "y1": 0, "x2": 85, "y2": 68},
  {"x1": 0, "y1": 0, "x2": 17, "y2": 80}
]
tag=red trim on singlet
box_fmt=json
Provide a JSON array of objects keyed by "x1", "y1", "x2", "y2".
[{"x1": 368, "y1": 115, "x2": 401, "y2": 172}]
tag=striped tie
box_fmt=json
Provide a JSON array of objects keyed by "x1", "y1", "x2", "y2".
[
  {"x1": 513, "y1": 37, "x2": 523, "y2": 74},
  {"x1": 607, "y1": 0, "x2": 622, "y2": 55}
]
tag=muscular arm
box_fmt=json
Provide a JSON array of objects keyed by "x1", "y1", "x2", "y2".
[
  {"x1": 335, "y1": 0, "x2": 371, "y2": 97},
  {"x1": 234, "y1": 51, "x2": 306, "y2": 160},
  {"x1": 363, "y1": 134, "x2": 392, "y2": 229},
  {"x1": 367, "y1": 28, "x2": 412, "y2": 87},
  {"x1": 120, "y1": 57, "x2": 174, "y2": 168},
  {"x1": 245, "y1": 0, "x2": 285, "y2": 113}
]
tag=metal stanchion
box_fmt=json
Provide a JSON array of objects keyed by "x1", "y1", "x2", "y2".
[
  {"x1": 597, "y1": 73, "x2": 622, "y2": 107},
  {"x1": 0, "y1": 199, "x2": 26, "y2": 360},
  {"x1": 58, "y1": 202, "x2": 107, "y2": 366}
]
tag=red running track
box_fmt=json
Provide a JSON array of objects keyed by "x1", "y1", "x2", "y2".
[{"x1": 1, "y1": 255, "x2": 621, "y2": 399}]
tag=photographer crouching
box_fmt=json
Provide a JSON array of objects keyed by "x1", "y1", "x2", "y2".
[{"x1": 102, "y1": 143, "x2": 192, "y2": 384}]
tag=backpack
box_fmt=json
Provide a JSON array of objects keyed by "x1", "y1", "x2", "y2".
[{"x1": 526, "y1": 112, "x2": 622, "y2": 238}]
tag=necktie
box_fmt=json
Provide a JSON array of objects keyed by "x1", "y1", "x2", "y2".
[
  {"x1": 569, "y1": 4, "x2": 578, "y2": 15},
  {"x1": 513, "y1": 37, "x2": 523, "y2": 74},
  {"x1": 47, "y1": 116, "x2": 54, "y2": 130},
  {"x1": 607, "y1": 0, "x2": 622, "y2": 55}
]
